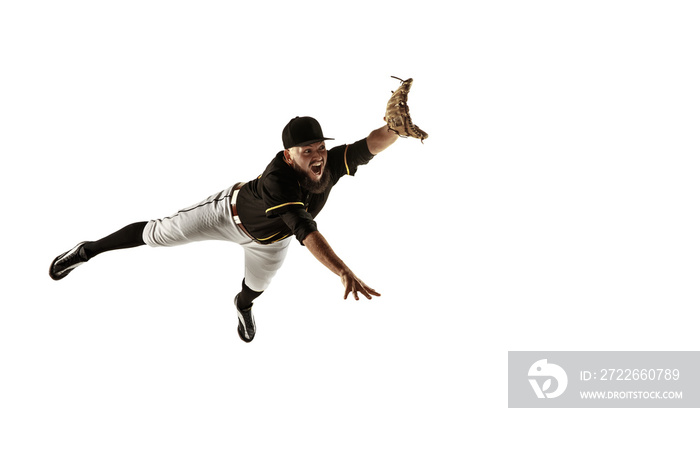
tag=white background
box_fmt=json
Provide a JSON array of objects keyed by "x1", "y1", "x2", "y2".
[{"x1": 1, "y1": 0, "x2": 699, "y2": 464}]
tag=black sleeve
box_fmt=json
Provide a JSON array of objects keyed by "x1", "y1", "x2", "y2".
[
  {"x1": 327, "y1": 138, "x2": 375, "y2": 180},
  {"x1": 345, "y1": 138, "x2": 375, "y2": 174},
  {"x1": 279, "y1": 208, "x2": 318, "y2": 245}
]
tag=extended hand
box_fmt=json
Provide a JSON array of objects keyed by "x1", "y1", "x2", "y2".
[
  {"x1": 302, "y1": 231, "x2": 381, "y2": 301},
  {"x1": 340, "y1": 270, "x2": 381, "y2": 301}
]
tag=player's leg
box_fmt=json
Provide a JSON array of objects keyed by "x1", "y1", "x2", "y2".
[
  {"x1": 237, "y1": 279, "x2": 263, "y2": 309},
  {"x1": 235, "y1": 238, "x2": 293, "y2": 342},
  {"x1": 142, "y1": 185, "x2": 241, "y2": 247},
  {"x1": 82, "y1": 221, "x2": 148, "y2": 258},
  {"x1": 50, "y1": 185, "x2": 242, "y2": 281},
  {"x1": 49, "y1": 221, "x2": 148, "y2": 280}
]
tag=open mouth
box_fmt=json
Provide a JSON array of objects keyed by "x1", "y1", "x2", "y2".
[{"x1": 310, "y1": 162, "x2": 323, "y2": 176}]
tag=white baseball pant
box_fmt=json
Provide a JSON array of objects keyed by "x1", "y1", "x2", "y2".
[{"x1": 142, "y1": 184, "x2": 292, "y2": 292}]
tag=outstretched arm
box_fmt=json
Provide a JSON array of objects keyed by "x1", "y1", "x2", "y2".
[
  {"x1": 367, "y1": 124, "x2": 399, "y2": 155},
  {"x1": 302, "y1": 230, "x2": 380, "y2": 301}
]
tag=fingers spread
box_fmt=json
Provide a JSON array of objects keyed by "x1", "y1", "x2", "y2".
[
  {"x1": 357, "y1": 281, "x2": 380, "y2": 300},
  {"x1": 341, "y1": 274, "x2": 380, "y2": 301}
]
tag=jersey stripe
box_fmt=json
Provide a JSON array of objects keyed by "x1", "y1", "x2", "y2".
[
  {"x1": 265, "y1": 201, "x2": 305, "y2": 214},
  {"x1": 344, "y1": 145, "x2": 350, "y2": 175},
  {"x1": 256, "y1": 231, "x2": 286, "y2": 241}
]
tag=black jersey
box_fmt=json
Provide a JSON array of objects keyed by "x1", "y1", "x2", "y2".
[{"x1": 236, "y1": 138, "x2": 374, "y2": 245}]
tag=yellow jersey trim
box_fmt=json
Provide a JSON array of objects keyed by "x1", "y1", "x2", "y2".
[
  {"x1": 269, "y1": 234, "x2": 291, "y2": 243},
  {"x1": 344, "y1": 145, "x2": 350, "y2": 175},
  {"x1": 256, "y1": 231, "x2": 289, "y2": 242},
  {"x1": 265, "y1": 201, "x2": 304, "y2": 214}
]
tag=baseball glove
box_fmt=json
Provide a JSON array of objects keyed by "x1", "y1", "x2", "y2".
[{"x1": 385, "y1": 76, "x2": 428, "y2": 142}]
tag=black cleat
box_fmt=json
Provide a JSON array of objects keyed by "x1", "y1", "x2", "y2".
[
  {"x1": 49, "y1": 242, "x2": 89, "y2": 280},
  {"x1": 235, "y1": 294, "x2": 256, "y2": 343}
]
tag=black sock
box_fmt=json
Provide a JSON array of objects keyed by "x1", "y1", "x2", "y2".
[
  {"x1": 82, "y1": 221, "x2": 148, "y2": 260},
  {"x1": 237, "y1": 279, "x2": 263, "y2": 309}
]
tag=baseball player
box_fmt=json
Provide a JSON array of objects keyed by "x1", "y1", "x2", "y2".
[{"x1": 49, "y1": 78, "x2": 427, "y2": 343}]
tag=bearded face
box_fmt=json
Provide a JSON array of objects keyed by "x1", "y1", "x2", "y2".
[
  {"x1": 292, "y1": 160, "x2": 332, "y2": 193},
  {"x1": 284, "y1": 142, "x2": 331, "y2": 194}
]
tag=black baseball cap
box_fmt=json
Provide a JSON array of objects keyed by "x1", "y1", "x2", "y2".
[{"x1": 282, "y1": 116, "x2": 334, "y2": 149}]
